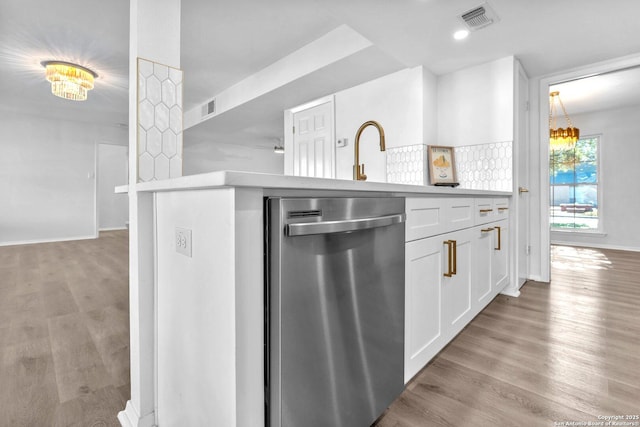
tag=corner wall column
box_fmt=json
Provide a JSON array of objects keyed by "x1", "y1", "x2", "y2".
[{"x1": 119, "y1": 0, "x2": 181, "y2": 426}]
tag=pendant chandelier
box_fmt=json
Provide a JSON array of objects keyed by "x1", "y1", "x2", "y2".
[
  {"x1": 41, "y1": 61, "x2": 98, "y2": 101},
  {"x1": 549, "y1": 90, "x2": 579, "y2": 150}
]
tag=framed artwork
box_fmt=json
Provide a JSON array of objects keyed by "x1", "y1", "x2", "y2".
[{"x1": 427, "y1": 145, "x2": 459, "y2": 186}]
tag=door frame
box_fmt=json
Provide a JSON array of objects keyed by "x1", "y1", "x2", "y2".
[
  {"x1": 95, "y1": 141, "x2": 129, "y2": 236},
  {"x1": 283, "y1": 95, "x2": 335, "y2": 177},
  {"x1": 537, "y1": 53, "x2": 640, "y2": 282},
  {"x1": 515, "y1": 60, "x2": 530, "y2": 290}
]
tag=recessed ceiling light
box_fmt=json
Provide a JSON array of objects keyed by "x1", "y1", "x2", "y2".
[{"x1": 453, "y1": 29, "x2": 470, "y2": 40}]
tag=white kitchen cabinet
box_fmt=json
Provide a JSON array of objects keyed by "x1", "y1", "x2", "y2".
[
  {"x1": 404, "y1": 196, "x2": 511, "y2": 383},
  {"x1": 440, "y1": 228, "x2": 474, "y2": 340},
  {"x1": 473, "y1": 225, "x2": 494, "y2": 308},
  {"x1": 405, "y1": 236, "x2": 444, "y2": 382},
  {"x1": 405, "y1": 197, "x2": 473, "y2": 242},
  {"x1": 404, "y1": 226, "x2": 474, "y2": 382},
  {"x1": 472, "y1": 218, "x2": 510, "y2": 311},
  {"x1": 492, "y1": 219, "x2": 510, "y2": 293}
]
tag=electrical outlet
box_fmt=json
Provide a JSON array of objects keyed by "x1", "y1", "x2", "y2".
[{"x1": 175, "y1": 227, "x2": 192, "y2": 257}]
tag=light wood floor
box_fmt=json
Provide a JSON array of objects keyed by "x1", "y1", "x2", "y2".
[
  {"x1": 2, "y1": 235, "x2": 639, "y2": 426},
  {"x1": 376, "y1": 245, "x2": 640, "y2": 426},
  {"x1": 0, "y1": 231, "x2": 129, "y2": 427}
]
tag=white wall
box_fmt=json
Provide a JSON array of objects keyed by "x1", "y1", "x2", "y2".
[
  {"x1": 438, "y1": 56, "x2": 515, "y2": 147},
  {"x1": 334, "y1": 66, "x2": 434, "y2": 182},
  {"x1": 97, "y1": 143, "x2": 129, "y2": 230},
  {"x1": 183, "y1": 141, "x2": 284, "y2": 175},
  {"x1": 0, "y1": 111, "x2": 127, "y2": 245},
  {"x1": 550, "y1": 105, "x2": 640, "y2": 251}
]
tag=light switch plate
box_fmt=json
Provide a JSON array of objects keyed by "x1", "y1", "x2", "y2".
[{"x1": 175, "y1": 227, "x2": 192, "y2": 257}]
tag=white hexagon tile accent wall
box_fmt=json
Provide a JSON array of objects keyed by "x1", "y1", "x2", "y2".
[{"x1": 137, "y1": 58, "x2": 183, "y2": 182}]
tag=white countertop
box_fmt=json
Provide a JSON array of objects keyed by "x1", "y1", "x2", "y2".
[{"x1": 116, "y1": 170, "x2": 512, "y2": 197}]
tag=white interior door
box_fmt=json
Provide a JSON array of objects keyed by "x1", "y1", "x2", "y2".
[
  {"x1": 97, "y1": 143, "x2": 129, "y2": 231},
  {"x1": 290, "y1": 98, "x2": 335, "y2": 178},
  {"x1": 516, "y1": 65, "x2": 530, "y2": 287}
]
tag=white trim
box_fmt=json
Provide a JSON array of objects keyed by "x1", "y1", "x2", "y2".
[
  {"x1": 153, "y1": 193, "x2": 159, "y2": 425},
  {"x1": 288, "y1": 95, "x2": 335, "y2": 114},
  {"x1": 537, "y1": 53, "x2": 640, "y2": 283},
  {"x1": 551, "y1": 230, "x2": 607, "y2": 237},
  {"x1": 500, "y1": 288, "x2": 521, "y2": 297},
  {"x1": 99, "y1": 226, "x2": 129, "y2": 232},
  {"x1": 512, "y1": 59, "x2": 530, "y2": 297},
  {"x1": 96, "y1": 141, "x2": 129, "y2": 234},
  {"x1": 283, "y1": 95, "x2": 336, "y2": 178},
  {"x1": 0, "y1": 234, "x2": 96, "y2": 247},
  {"x1": 118, "y1": 400, "x2": 157, "y2": 427}
]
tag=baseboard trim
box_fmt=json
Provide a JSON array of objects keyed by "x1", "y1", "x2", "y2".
[
  {"x1": 500, "y1": 287, "x2": 521, "y2": 297},
  {"x1": 99, "y1": 226, "x2": 128, "y2": 232},
  {"x1": 118, "y1": 401, "x2": 156, "y2": 427},
  {"x1": 0, "y1": 234, "x2": 97, "y2": 247}
]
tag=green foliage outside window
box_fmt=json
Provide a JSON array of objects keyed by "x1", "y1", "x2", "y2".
[{"x1": 550, "y1": 137, "x2": 600, "y2": 231}]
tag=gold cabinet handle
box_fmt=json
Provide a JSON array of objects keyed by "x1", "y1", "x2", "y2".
[
  {"x1": 518, "y1": 187, "x2": 529, "y2": 194},
  {"x1": 481, "y1": 227, "x2": 494, "y2": 233},
  {"x1": 497, "y1": 207, "x2": 509, "y2": 211},
  {"x1": 494, "y1": 226, "x2": 502, "y2": 251},
  {"x1": 479, "y1": 209, "x2": 493, "y2": 213},
  {"x1": 443, "y1": 240, "x2": 454, "y2": 277},
  {"x1": 451, "y1": 240, "x2": 457, "y2": 275}
]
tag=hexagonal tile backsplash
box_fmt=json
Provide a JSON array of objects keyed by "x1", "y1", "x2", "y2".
[
  {"x1": 455, "y1": 141, "x2": 512, "y2": 191},
  {"x1": 386, "y1": 141, "x2": 512, "y2": 191},
  {"x1": 137, "y1": 58, "x2": 183, "y2": 182}
]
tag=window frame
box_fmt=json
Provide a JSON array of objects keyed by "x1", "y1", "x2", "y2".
[{"x1": 549, "y1": 134, "x2": 604, "y2": 234}]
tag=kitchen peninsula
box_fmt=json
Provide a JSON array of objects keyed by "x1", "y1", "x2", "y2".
[{"x1": 120, "y1": 170, "x2": 514, "y2": 427}]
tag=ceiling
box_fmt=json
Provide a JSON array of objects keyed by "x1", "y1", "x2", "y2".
[{"x1": 2, "y1": 0, "x2": 640, "y2": 145}]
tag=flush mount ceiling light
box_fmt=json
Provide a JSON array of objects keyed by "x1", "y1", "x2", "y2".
[
  {"x1": 274, "y1": 145, "x2": 285, "y2": 154},
  {"x1": 41, "y1": 60, "x2": 98, "y2": 101},
  {"x1": 549, "y1": 90, "x2": 579, "y2": 150}
]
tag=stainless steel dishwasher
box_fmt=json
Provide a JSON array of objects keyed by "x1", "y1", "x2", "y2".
[{"x1": 265, "y1": 197, "x2": 405, "y2": 427}]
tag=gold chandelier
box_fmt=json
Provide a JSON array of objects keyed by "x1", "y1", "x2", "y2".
[
  {"x1": 41, "y1": 61, "x2": 98, "y2": 101},
  {"x1": 549, "y1": 90, "x2": 579, "y2": 150}
]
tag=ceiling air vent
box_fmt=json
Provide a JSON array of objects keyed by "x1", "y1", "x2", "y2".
[
  {"x1": 459, "y1": 2, "x2": 500, "y2": 31},
  {"x1": 201, "y1": 99, "x2": 216, "y2": 117}
]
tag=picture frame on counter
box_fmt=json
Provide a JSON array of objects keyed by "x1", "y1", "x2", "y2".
[{"x1": 427, "y1": 145, "x2": 459, "y2": 187}]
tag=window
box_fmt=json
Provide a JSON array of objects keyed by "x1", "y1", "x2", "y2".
[{"x1": 549, "y1": 136, "x2": 600, "y2": 231}]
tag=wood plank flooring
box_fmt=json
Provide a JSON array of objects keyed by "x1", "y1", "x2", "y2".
[
  {"x1": 0, "y1": 231, "x2": 129, "y2": 427},
  {"x1": 2, "y1": 233, "x2": 639, "y2": 426},
  {"x1": 375, "y1": 245, "x2": 640, "y2": 427}
]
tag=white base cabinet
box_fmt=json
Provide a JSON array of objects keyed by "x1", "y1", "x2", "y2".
[{"x1": 404, "y1": 197, "x2": 510, "y2": 382}]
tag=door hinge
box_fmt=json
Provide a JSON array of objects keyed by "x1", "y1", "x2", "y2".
[
  {"x1": 292, "y1": 126, "x2": 295, "y2": 134},
  {"x1": 525, "y1": 100, "x2": 530, "y2": 111}
]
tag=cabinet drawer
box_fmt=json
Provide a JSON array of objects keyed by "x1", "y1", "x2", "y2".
[
  {"x1": 406, "y1": 197, "x2": 474, "y2": 241},
  {"x1": 493, "y1": 198, "x2": 510, "y2": 220},
  {"x1": 447, "y1": 198, "x2": 474, "y2": 230},
  {"x1": 474, "y1": 199, "x2": 495, "y2": 225},
  {"x1": 406, "y1": 198, "x2": 448, "y2": 241}
]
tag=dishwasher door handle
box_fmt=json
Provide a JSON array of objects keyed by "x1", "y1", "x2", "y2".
[{"x1": 286, "y1": 213, "x2": 405, "y2": 236}]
